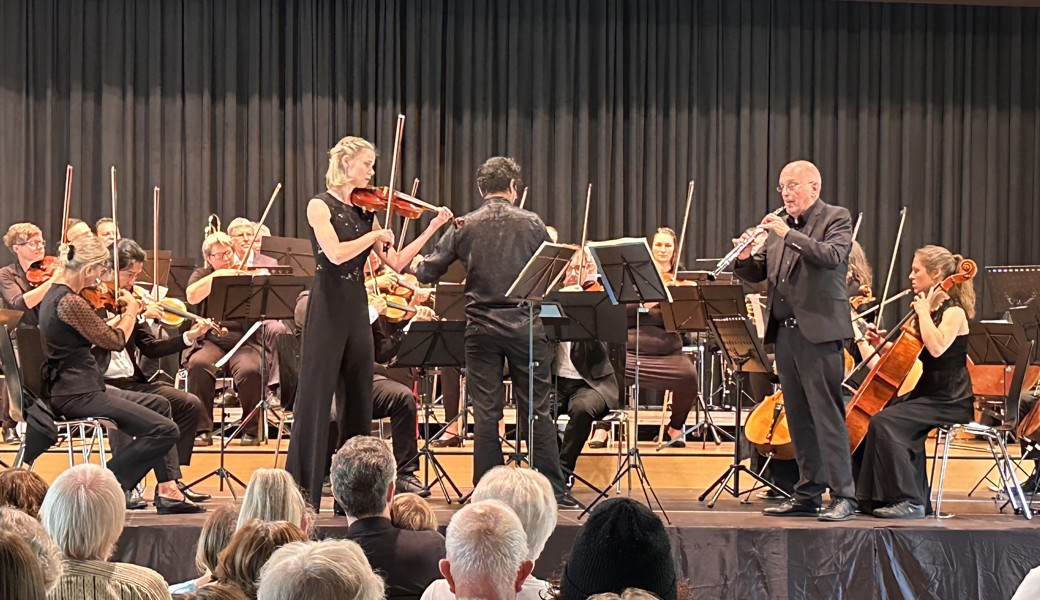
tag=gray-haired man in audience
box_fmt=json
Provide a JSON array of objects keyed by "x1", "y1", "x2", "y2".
[{"x1": 438, "y1": 500, "x2": 533, "y2": 600}]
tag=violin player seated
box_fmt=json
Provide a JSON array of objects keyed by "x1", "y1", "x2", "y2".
[{"x1": 854, "y1": 245, "x2": 976, "y2": 519}]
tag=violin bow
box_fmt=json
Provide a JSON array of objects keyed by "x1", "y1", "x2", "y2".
[
  {"x1": 851, "y1": 212, "x2": 864, "y2": 243},
  {"x1": 674, "y1": 180, "x2": 696, "y2": 274},
  {"x1": 233, "y1": 182, "x2": 283, "y2": 270},
  {"x1": 518, "y1": 186, "x2": 529, "y2": 210},
  {"x1": 875, "y1": 206, "x2": 907, "y2": 331},
  {"x1": 110, "y1": 167, "x2": 120, "y2": 296},
  {"x1": 396, "y1": 178, "x2": 420, "y2": 252},
  {"x1": 575, "y1": 184, "x2": 593, "y2": 285},
  {"x1": 60, "y1": 165, "x2": 74, "y2": 245},
  {"x1": 382, "y1": 114, "x2": 407, "y2": 252},
  {"x1": 153, "y1": 187, "x2": 161, "y2": 301}
]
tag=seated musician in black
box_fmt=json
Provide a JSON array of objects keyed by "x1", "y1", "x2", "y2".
[
  {"x1": 25, "y1": 234, "x2": 202, "y2": 513},
  {"x1": 855, "y1": 245, "x2": 975, "y2": 519},
  {"x1": 95, "y1": 239, "x2": 213, "y2": 504},
  {"x1": 185, "y1": 232, "x2": 264, "y2": 446}
]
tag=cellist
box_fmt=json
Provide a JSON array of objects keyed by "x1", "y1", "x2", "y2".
[{"x1": 855, "y1": 245, "x2": 975, "y2": 519}]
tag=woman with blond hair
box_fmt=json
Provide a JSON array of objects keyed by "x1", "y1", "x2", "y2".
[
  {"x1": 41, "y1": 464, "x2": 170, "y2": 599},
  {"x1": 855, "y1": 245, "x2": 976, "y2": 519},
  {"x1": 215, "y1": 519, "x2": 307, "y2": 600},
  {"x1": 286, "y1": 135, "x2": 454, "y2": 508},
  {"x1": 237, "y1": 469, "x2": 313, "y2": 531}
]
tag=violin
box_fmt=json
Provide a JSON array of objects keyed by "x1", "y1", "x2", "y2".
[
  {"x1": 367, "y1": 291, "x2": 436, "y2": 324},
  {"x1": 845, "y1": 259, "x2": 978, "y2": 453},
  {"x1": 80, "y1": 284, "x2": 121, "y2": 313},
  {"x1": 26, "y1": 256, "x2": 59, "y2": 287},
  {"x1": 132, "y1": 285, "x2": 227, "y2": 336},
  {"x1": 351, "y1": 186, "x2": 463, "y2": 228}
]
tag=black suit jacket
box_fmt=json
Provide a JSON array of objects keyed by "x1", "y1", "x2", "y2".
[
  {"x1": 94, "y1": 317, "x2": 188, "y2": 383},
  {"x1": 734, "y1": 199, "x2": 854, "y2": 345},
  {"x1": 344, "y1": 517, "x2": 445, "y2": 600},
  {"x1": 555, "y1": 340, "x2": 620, "y2": 410}
]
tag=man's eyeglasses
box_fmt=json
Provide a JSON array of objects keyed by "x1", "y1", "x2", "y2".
[
  {"x1": 208, "y1": 250, "x2": 234, "y2": 261},
  {"x1": 776, "y1": 182, "x2": 814, "y2": 193},
  {"x1": 14, "y1": 240, "x2": 46, "y2": 249}
]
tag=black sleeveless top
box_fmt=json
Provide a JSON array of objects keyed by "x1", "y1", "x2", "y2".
[
  {"x1": 310, "y1": 191, "x2": 375, "y2": 281},
  {"x1": 39, "y1": 284, "x2": 127, "y2": 397},
  {"x1": 918, "y1": 299, "x2": 969, "y2": 373}
]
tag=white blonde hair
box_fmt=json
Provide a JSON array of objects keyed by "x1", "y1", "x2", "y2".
[
  {"x1": 471, "y1": 466, "x2": 557, "y2": 560},
  {"x1": 258, "y1": 539, "x2": 384, "y2": 600},
  {"x1": 202, "y1": 232, "x2": 234, "y2": 257},
  {"x1": 40, "y1": 464, "x2": 125, "y2": 561},
  {"x1": 0, "y1": 507, "x2": 63, "y2": 593},
  {"x1": 325, "y1": 136, "x2": 376, "y2": 189},
  {"x1": 237, "y1": 469, "x2": 312, "y2": 531},
  {"x1": 446, "y1": 500, "x2": 528, "y2": 600},
  {"x1": 226, "y1": 218, "x2": 255, "y2": 237}
]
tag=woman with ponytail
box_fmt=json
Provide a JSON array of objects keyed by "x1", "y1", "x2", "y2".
[
  {"x1": 28, "y1": 234, "x2": 195, "y2": 511},
  {"x1": 854, "y1": 245, "x2": 975, "y2": 519}
]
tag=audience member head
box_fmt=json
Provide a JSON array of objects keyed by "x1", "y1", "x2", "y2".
[
  {"x1": 0, "y1": 507, "x2": 62, "y2": 593},
  {"x1": 40, "y1": 464, "x2": 126, "y2": 561},
  {"x1": 0, "y1": 468, "x2": 49, "y2": 518},
  {"x1": 197, "y1": 504, "x2": 240, "y2": 577},
  {"x1": 331, "y1": 436, "x2": 395, "y2": 520},
  {"x1": 0, "y1": 530, "x2": 47, "y2": 600},
  {"x1": 216, "y1": 519, "x2": 307, "y2": 600},
  {"x1": 476, "y1": 157, "x2": 522, "y2": 199},
  {"x1": 390, "y1": 493, "x2": 438, "y2": 531},
  {"x1": 258, "y1": 539, "x2": 385, "y2": 600},
  {"x1": 237, "y1": 469, "x2": 312, "y2": 532},
  {"x1": 588, "y1": 589, "x2": 662, "y2": 600},
  {"x1": 471, "y1": 466, "x2": 557, "y2": 561},
  {"x1": 441, "y1": 500, "x2": 532, "y2": 600},
  {"x1": 559, "y1": 498, "x2": 677, "y2": 600},
  {"x1": 187, "y1": 583, "x2": 251, "y2": 600}
]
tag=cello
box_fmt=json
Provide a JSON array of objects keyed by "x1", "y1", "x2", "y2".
[{"x1": 844, "y1": 258, "x2": 978, "y2": 453}]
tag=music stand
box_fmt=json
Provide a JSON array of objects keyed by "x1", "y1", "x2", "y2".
[
  {"x1": 392, "y1": 321, "x2": 467, "y2": 502},
  {"x1": 184, "y1": 275, "x2": 310, "y2": 496},
  {"x1": 434, "y1": 283, "x2": 466, "y2": 321},
  {"x1": 698, "y1": 315, "x2": 788, "y2": 508},
  {"x1": 985, "y1": 266, "x2": 1040, "y2": 316},
  {"x1": 140, "y1": 250, "x2": 171, "y2": 288},
  {"x1": 167, "y1": 258, "x2": 196, "y2": 300},
  {"x1": 581, "y1": 238, "x2": 672, "y2": 521},
  {"x1": 260, "y1": 236, "x2": 316, "y2": 277}
]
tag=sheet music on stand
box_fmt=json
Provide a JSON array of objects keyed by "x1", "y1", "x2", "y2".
[
  {"x1": 986, "y1": 266, "x2": 1040, "y2": 316},
  {"x1": 505, "y1": 242, "x2": 579, "y2": 301},
  {"x1": 587, "y1": 238, "x2": 671, "y2": 305}
]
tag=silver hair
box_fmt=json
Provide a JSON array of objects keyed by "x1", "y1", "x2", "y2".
[
  {"x1": 331, "y1": 436, "x2": 396, "y2": 518},
  {"x1": 446, "y1": 500, "x2": 528, "y2": 600},
  {"x1": 258, "y1": 539, "x2": 385, "y2": 600},
  {"x1": 226, "y1": 217, "x2": 255, "y2": 237},
  {"x1": 237, "y1": 469, "x2": 313, "y2": 532},
  {"x1": 202, "y1": 231, "x2": 234, "y2": 257},
  {"x1": 471, "y1": 467, "x2": 557, "y2": 560},
  {"x1": 39, "y1": 464, "x2": 125, "y2": 561},
  {"x1": 0, "y1": 507, "x2": 63, "y2": 593}
]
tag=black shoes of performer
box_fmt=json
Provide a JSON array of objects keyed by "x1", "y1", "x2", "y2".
[
  {"x1": 125, "y1": 489, "x2": 148, "y2": 510},
  {"x1": 818, "y1": 497, "x2": 857, "y2": 522},
  {"x1": 756, "y1": 488, "x2": 786, "y2": 502},
  {"x1": 588, "y1": 438, "x2": 608, "y2": 449},
  {"x1": 872, "y1": 500, "x2": 925, "y2": 519},
  {"x1": 396, "y1": 474, "x2": 431, "y2": 499},
  {"x1": 762, "y1": 499, "x2": 821, "y2": 517},
  {"x1": 194, "y1": 432, "x2": 213, "y2": 447},
  {"x1": 177, "y1": 480, "x2": 211, "y2": 503},
  {"x1": 430, "y1": 435, "x2": 462, "y2": 448},
  {"x1": 154, "y1": 487, "x2": 206, "y2": 515},
  {"x1": 240, "y1": 433, "x2": 260, "y2": 446},
  {"x1": 2, "y1": 427, "x2": 19, "y2": 445},
  {"x1": 556, "y1": 494, "x2": 580, "y2": 509}
]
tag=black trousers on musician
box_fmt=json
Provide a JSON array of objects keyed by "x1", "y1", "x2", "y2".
[
  {"x1": 372, "y1": 375, "x2": 420, "y2": 474},
  {"x1": 625, "y1": 352, "x2": 697, "y2": 430},
  {"x1": 186, "y1": 337, "x2": 263, "y2": 435},
  {"x1": 773, "y1": 325, "x2": 856, "y2": 505},
  {"x1": 465, "y1": 328, "x2": 566, "y2": 494},
  {"x1": 106, "y1": 379, "x2": 206, "y2": 467},
  {"x1": 47, "y1": 389, "x2": 179, "y2": 490},
  {"x1": 556, "y1": 376, "x2": 610, "y2": 475}
]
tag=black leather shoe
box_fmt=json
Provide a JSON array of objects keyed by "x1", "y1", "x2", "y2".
[
  {"x1": 430, "y1": 435, "x2": 462, "y2": 448},
  {"x1": 396, "y1": 474, "x2": 431, "y2": 498},
  {"x1": 125, "y1": 489, "x2": 147, "y2": 510},
  {"x1": 239, "y1": 433, "x2": 260, "y2": 446},
  {"x1": 762, "y1": 499, "x2": 820, "y2": 517},
  {"x1": 177, "y1": 481, "x2": 211, "y2": 503},
  {"x1": 818, "y1": 497, "x2": 857, "y2": 522},
  {"x1": 154, "y1": 494, "x2": 206, "y2": 514},
  {"x1": 756, "y1": 488, "x2": 786, "y2": 502},
  {"x1": 872, "y1": 500, "x2": 925, "y2": 519},
  {"x1": 556, "y1": 494, "x2": 579, "y2": 509},
  {"x1": 588, "y1": 438, "x2": 608, "y2": 449},
  {"x1": 3, "y1": 427, "x2": 19, "y2": 445},
  {"x1": 194, "y1": 432, "x2": 213, "y2": 447}
]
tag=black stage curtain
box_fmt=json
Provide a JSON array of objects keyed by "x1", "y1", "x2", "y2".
[{"x1": 1, "y1": 1, "x2": 1038, "y2": 315}]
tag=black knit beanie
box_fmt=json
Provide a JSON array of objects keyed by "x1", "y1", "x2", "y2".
[{"x1": 560, "y1": 497, "x2": 677, "y2": 600}]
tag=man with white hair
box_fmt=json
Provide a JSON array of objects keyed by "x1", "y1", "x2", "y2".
[
  {"x1": 258, "y1": 539, "x2": 385, "y2": 600},
  {"x1": 40, "y1": 464, "x2": 169, "y2": 600},
  {"x1": 331, "y1": 436, "x2": 445, "y2": 599},
  {"x1": 422, "y1": 466, "x2": 556, "y2": 600},
  {"x1": 438, "y1": 500, "x2": 533, "y2": 600}
]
